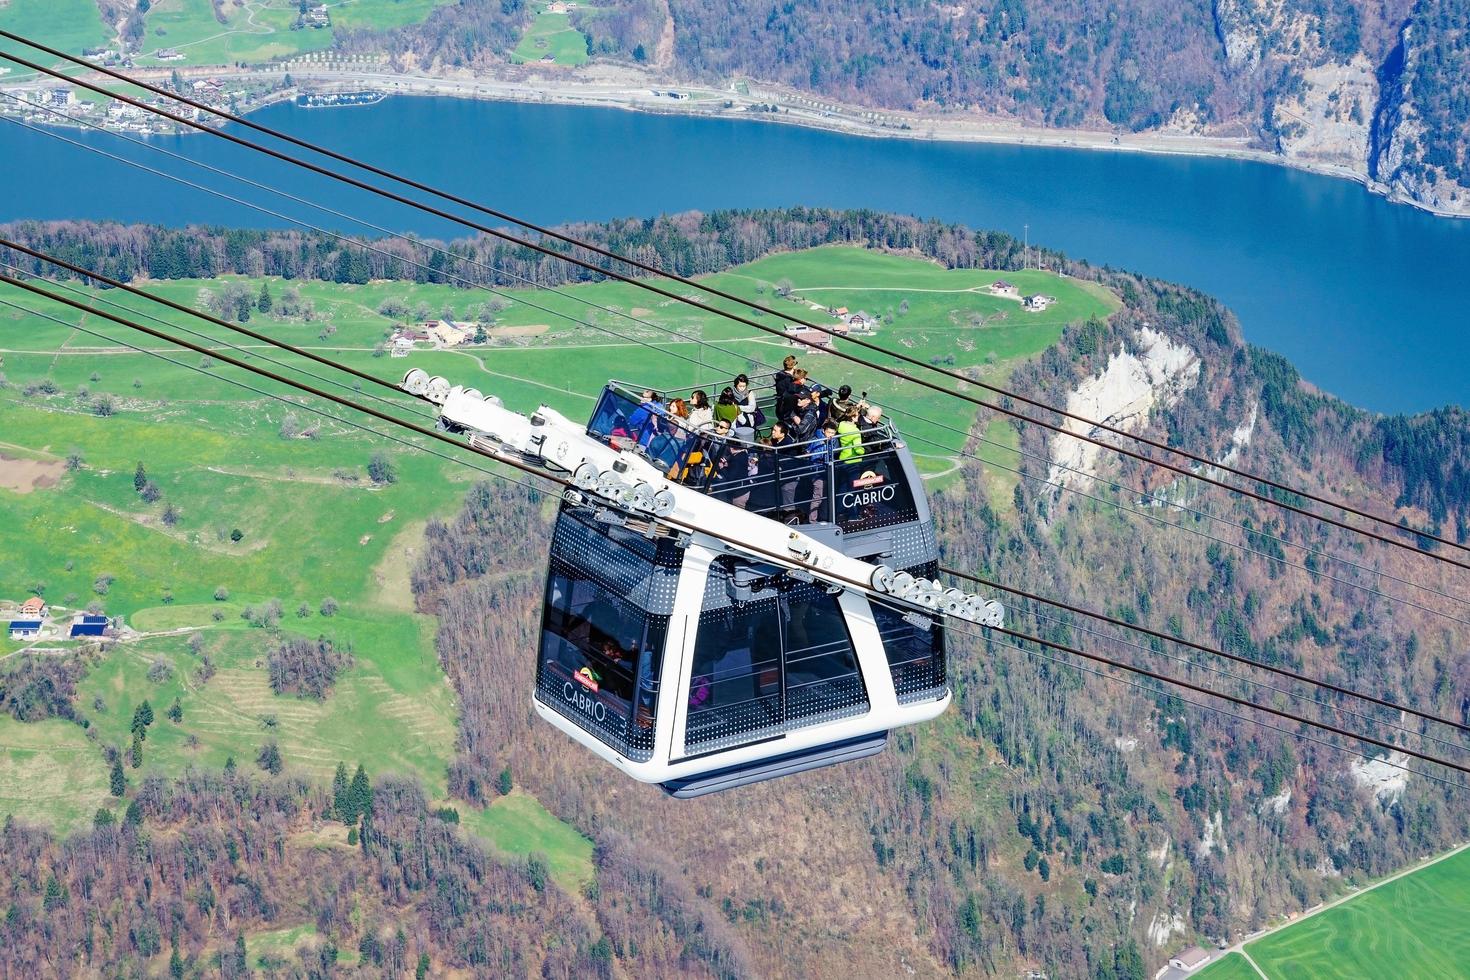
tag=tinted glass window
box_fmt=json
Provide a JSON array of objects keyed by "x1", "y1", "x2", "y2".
[
  {"x1": 686, "y1": 598, "x2": 784, "y2": 754},
  {"x1": 685, "y1": 569, "x2": 868, "y2": 755},
  {"x1": 872, "y1": 602, "x2": 946, "y2": 703},
  {"x1": 538, "y1": 558, "x2": 668, "y2": 762}
]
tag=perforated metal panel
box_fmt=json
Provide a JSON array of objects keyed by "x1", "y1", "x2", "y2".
[{"x1": 549, "y1": 506, "x2": 683, "y2": 615}]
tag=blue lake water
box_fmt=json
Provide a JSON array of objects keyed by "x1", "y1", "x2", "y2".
[{"x1": 3, "y1": 95, "x2": 1468, "y2": 414}]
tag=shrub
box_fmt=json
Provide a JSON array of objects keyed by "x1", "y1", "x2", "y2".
[{"x1": 267, "y1": 634, "x2": 353, "y2": 699}]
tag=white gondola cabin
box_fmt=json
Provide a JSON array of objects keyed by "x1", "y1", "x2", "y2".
[{"x1": 402, "y1": 370, "x2": 1003, "y2": 797}]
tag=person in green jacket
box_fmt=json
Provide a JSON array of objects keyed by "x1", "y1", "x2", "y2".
[{"x1": 836, "y1": 408, "x2": 865, "y2": 462}]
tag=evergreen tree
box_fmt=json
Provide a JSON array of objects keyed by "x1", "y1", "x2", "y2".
[
  {"x1": 169, "y1": 945, "x2": 184, "y2": 980},
  {"x1": 223, "y1": 755, "x2": 236, "y2": 776},
  {"x1": 94, "y1": 807, "x2": 115, "y2": 828},
  {"x1": 347, "y1": 763, "x2": 372, "y2": 821},
  {"x1": 232, "y1": 934, "x2": 248, "y2": 977},
  {"x1": 109, "y1": 758, "x2": 126, "y2": 796},
  {"x1": 497, "y1": 767, "x2": 513, "y2": 796},
  {"x1": 257, "y1": 740, "x2": 284, "y2": 775},
  {"x1": 43, "y1": 874, "x2": 67, "y2": 912},
  {"x1": 331, "y1": 762, "x2": 349, "y2": 821},
  {"x1": 416, "y1": 952, "x2": 430, "y2": 980},
  {"x1": 130, "y1": 732, "x2": 143, "y2": 769},
  {"x1": 134, "y1": 461, "x2": 147, "y2": 491},
  {"x1": 257, "y1": 281, "x2": 272, "y2": 313},
  {"x1": 124, "y1": 799, "x2": 143, "y2": 826},
  {"x1": 167, "y1": 697, "x2": 183, "y2": 723}
]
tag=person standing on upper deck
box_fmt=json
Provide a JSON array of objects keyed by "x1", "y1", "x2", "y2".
[
  {"x1": 832, "y1": 384, "x2": 859, "y2": 421},
  {"x1": 769, "y1": 421, "x2": 803, "y2": 523},
  {"x1": 858, "y1": 404, "x2": 885, "y2": 450},
  {"x1": 774, "y1": 356, "x2": 798, "y2": 418},
  {"x1": 732, "y1": 374, "x2": 759, "y2": 433},
  {"x1": 788, "y1": 389, "x2": 820, "y2": 443},
  {"x1": 807, "y1": 419, "x2": 839, "y2": 524}
]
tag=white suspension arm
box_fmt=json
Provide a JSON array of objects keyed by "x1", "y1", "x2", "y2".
[{"x1": 404, "y1": 371, "x2": 1003, "y2": 627}]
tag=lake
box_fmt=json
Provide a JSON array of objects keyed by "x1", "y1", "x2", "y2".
[{"x1": 3, "y1": 95, "x2": 1468, "y2": 414}]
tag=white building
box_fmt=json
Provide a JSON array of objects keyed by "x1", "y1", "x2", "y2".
[{"x1": 1168, "y1": 947, "x2": 1211, "y2": 973}]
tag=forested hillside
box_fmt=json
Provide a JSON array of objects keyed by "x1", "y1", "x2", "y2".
[
  {"x1": 7, "y1": 1, "x2": 1467, "y2": 209},
  {"x1": 397, "y1": 213, "x2": 1470, "y2": 976},
  {"x1": 334, "y1": 0, "x2": 1469, "y2": 212},
  {"x1": 3, "y1": 208, "x2": 1468, "y2": 976}
]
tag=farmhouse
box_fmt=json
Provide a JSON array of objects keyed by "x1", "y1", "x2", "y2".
[
  {"x1": 424, "y1": 319, "x2": 477, "y2": 347},
  {"x1": 19, "y1": 596, "x2": 47, "y2": 618},
  {"x1": 8, "y1": 619, "x2": 42, "y2": 640},
  {"x1": 1168, "y1": 947, "x2": 1211, "y2": 973},
  {"x1": 789, "y1": 328, "x2": 833, "y2": 351},
  {"x1": 828, "y1": 306, "x2": 849, "y2": 317},
  {"x1": 155, "y1": 48, "x2": 185, "y2": 61},
  {"x1": 390, "y1": 335, "x2": 416, "y2": 357},
  {"x1": 989, "y1": 279, "x2": 1019, "y2": 297},
  {"x1": 1023, "y1": 294, "x2": 1055, "y2": 312},
  {"x1": 303, "y1": 5, "x2": 331, "y2": 28}
]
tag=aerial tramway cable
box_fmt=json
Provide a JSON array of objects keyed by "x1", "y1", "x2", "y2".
[
  {"x1": 975, "y1": 633, "x2": 1469, "y2": 793},
  {"x1": 2, "y1": 32, "x2": 1458, "y2": 567},
  {"x1": 6, "y1": 229, "x2": 1468, "y2": 740},
  {"x1": 4, "y1": 270, "x2": 1467, "y2": 788},
  {"x1": 9, "y1": 104, "x2": 1470, "y2": 736},
  {"x1": 7, "y1": 104, "x2": 1467, "y2": 638},
  {"x1": 3, "y1": 41, "x2": 1467, "y2": 574},
  {"x1": 942, "y1": 565, "x2": 1470, "y2": 735}
]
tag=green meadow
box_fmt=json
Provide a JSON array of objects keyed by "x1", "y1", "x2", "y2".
[
  {"x1": 0, "y1": 0, "x2": 110, "y2": 60},
  {"x1": 510, "y1": 2, "x2": 590, "y2": 66},
  {"x1": 0, "y1": 245, "x2": 1107, "y2": 877},
  {"x1": 1194, "y1": 952, "x2": 1260, "y2": 980},
  {"x1": 1241, "y1": 846, "x2": 1470, "y2": 980},
  {"x1": 129, "y1": 0, "x2": 455, "y2": 67}
]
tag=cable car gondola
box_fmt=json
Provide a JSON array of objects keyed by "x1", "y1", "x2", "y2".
[{"x1": 402, "y1": 370, "x2": 1003, "y2": 797}]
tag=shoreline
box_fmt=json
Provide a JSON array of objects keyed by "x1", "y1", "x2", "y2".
[
  {"x1": 5, "y1": 60, "x2": 1463, "y2": 220},
  {"x1": 217, "y1": 65, "x2": 1470, "y2": 221}
]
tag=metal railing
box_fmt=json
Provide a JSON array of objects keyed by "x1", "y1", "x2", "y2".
[{"x1": 588, "y1": 382, "x2": 916, "y2": 531}]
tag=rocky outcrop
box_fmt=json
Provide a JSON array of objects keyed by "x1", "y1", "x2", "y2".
[
  {"x1": 1048, "y1": 327, "x2": 1201, "y2": 487},
  {"x1": 1371, "y1": 17, "x2": 1470, "y2": 216},
  {"x1": 1272, "y1": 56, "x2": 1377, "y2": 169},
  {"x1": 1350, "y1": 751, "x2": 1411, "y2": 803}
]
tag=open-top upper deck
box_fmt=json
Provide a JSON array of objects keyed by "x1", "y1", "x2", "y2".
[{"x1": 585, "y1": 375, "x2": 920, "y2": 534}]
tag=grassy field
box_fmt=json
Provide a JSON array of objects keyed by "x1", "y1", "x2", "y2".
[
  {"x1": 0, "y1": 245, "x2": 1107, "y2": 885},
  {"x1": 0, "y1": 715, "x2": 112, "y2": 833},
  {"x1": 461, "y1": 790, "x2": 596, "y2": 892},
  {"x1": 0, "y1": 0, "x2": 110, "y2": 64},
  {"x1": 125, "y1": 0, "x2": 455, "y2": 67},
  {"x1": 1195, "y1": 952, "x2": 1260, "y2": 980},
  {"x1": 510, "y1": 2, "x2": 590, "y2": 66},
  {"x1": 1241, "y1": 846, "x2": 1470, "y2": 979}
]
